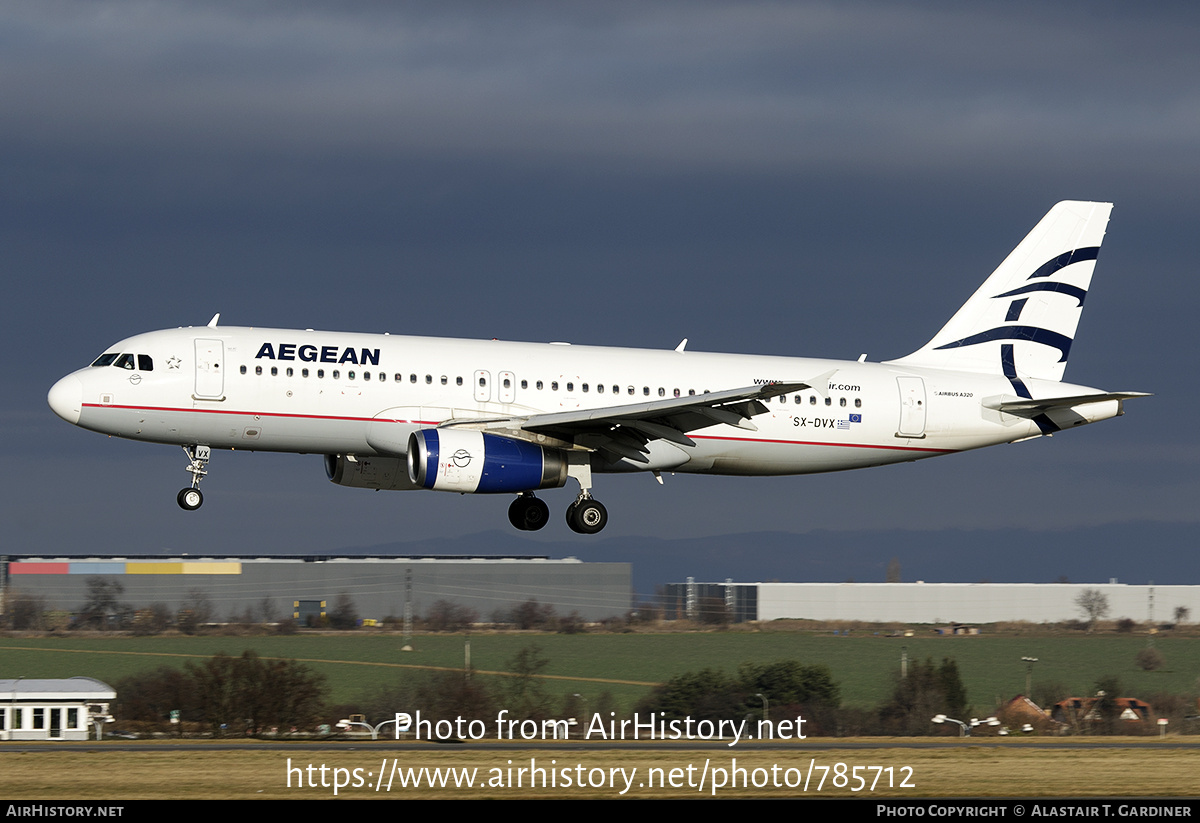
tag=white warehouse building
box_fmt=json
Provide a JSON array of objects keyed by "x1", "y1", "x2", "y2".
[{"x1": 668, "y1": 581, "x2": 1200, "y2": 624}]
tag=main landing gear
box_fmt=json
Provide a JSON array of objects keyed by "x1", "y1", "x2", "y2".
[
  {"x1": 506, "y1": 492, "x2": 609, "y2": 534},
  {"x1": 177, "y1": 444, "x2": 210, "y2": 511},
  {"x1": 507, "y1": 458, "x2": 610, "y2": 535},
  {"x1": 508, "y1": 493, "x2": 550, "y2": 531},
  {"x1": 566, "y1": 494, "x2": 608, "y2": 535}
]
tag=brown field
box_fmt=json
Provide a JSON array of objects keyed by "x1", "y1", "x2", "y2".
[{"x1": 1, "y1": 740, "x2": 1198, "y2": 799}]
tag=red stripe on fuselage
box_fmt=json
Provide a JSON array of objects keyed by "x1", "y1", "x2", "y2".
[
  {"x1": 688, "y1": 433, "x2": 956, "y2": 454},
  {"x1": 82, "y1": 403, "x2": 956, "y2": 454}
]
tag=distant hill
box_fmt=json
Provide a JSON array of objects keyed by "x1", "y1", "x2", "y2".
[{"x1": 331, "y1": 520, "x2": 1200, "y2": 596}]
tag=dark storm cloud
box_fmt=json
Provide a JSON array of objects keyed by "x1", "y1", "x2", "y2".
[
  {"x1": 4, "y1": 2, "x2": 1198, "y2": 179},
  {"x1": 3, "y1": 2, "x2": 1197, "y2": 566}
]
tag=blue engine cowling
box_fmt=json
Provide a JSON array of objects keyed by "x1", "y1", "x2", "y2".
[{"x1": 406, "y1": 429, "x2": 568, "y2": 493}]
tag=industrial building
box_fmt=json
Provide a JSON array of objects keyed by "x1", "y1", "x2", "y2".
[
  {"x1": 665, "y1": 580, "x2": 1200, "y2": 624},
  {"x1": 1, "y1": 555, "x2": 631, "y2": 624}
]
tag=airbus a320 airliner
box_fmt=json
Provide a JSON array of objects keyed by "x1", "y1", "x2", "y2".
[{"x1": 49, "y1": 201, "x2": 1146, "y2": 534}]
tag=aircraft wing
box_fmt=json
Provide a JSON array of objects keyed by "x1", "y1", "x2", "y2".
[{"x1": 443, "y1": 371, "x2": 836, "y2": 464}]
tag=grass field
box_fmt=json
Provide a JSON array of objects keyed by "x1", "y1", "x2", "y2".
[
  {"x1": 1, "y1": 741, "x2": 1198, "y2": 799},
  {"x1": 1, "y1": 630, "x2": 1197, "y2": 714}
]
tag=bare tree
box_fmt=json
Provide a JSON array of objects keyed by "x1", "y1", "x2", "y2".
[
  {"x1": 503, "y1": 645, "x2": 555, "y2": 721},
  {"x1": 1174, "y1": 606, "x2": 1190, "y2": 625},
  {"x1": 5, "y1": 591, "x2": 47, "y2": 630},
  {"x1": 328, "y1": 592, "x2": 360, "y2": 629},
  {"x1": 177, "y1": 589, "x2": 214, "y2": 635},
  {"x1": 886, "y1": 557, "x2": 902, "y2": 583},
  {"x1": 1075, "y1": 588, "x2": 1110, "y2": 631},
  {"x1": 1135, "y1": 648, "x2": 1164, "y2": 671},
  {"x1": 425, "y1": 600, "x2": 477, "y2": 632},
  {"x1": 78, "y1": 578, "x2": 129, "y2": 629}
]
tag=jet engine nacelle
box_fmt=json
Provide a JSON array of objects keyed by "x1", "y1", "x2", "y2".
[
  {"x1": 325, "y1": 454, "x2": 421, "y2": 490},
  {"x1": 407, "y1": 429, "x2": 568, "y2": 494}
]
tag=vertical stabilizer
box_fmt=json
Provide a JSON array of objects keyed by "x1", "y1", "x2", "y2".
[{"x1": 887, "y1": 201, "x2": 1112, "y2": 386}]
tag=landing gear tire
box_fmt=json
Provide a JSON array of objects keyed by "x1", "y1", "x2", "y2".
[
  {"x1": 177, "y1": 487, "x2": 204, "y2": 511},
  {"x1": 566, "y1": 498, "x2": 607, "y2": 534},
  {"x1": 508, "y1": 495, "x2": 550, "y2": 531}
]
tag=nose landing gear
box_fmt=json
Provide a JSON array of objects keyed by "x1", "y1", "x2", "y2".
[{"x1": 177, "y1": 445, "x2": 210, "y2": 511}]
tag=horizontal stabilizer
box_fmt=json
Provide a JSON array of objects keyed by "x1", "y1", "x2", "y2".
[{"x1": 985, "y1": 391, "x2": 1151, "y2": 415}]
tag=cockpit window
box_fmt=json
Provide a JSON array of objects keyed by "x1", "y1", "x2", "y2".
[
  {"x1": 114, "y1": 353, "x2": 135, "y2": 370},
  {"x1": 91, "y1": 353, "x2": 119, "y2": 367},
  {"x1": 138, "y1": 355, "x2": 153, "y2": 371}
]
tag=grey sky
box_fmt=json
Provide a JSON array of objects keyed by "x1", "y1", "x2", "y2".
[{"x1": 3, "y1": 2, "x2": 1196, "y2": 576}]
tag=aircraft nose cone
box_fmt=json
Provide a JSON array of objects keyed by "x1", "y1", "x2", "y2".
[{"x1": 48, "y1": 375, "x2": 83, "y2": 424}]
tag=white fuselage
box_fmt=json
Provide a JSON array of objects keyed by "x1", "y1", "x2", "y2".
[
  {"x1": 45, "y1": 202, "x2": 1139, "y2": 533},
  {"x1": 49, "y1": 324, "x2": 1112, "y2": 479}
]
